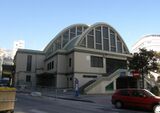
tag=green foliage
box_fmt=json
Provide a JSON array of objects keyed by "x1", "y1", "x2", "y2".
[
  {"x1": 150, "y1": 86, "x2": 160, "y2": 96},
  {"x1": 129, "y1": 48, "x2": 158, "y2": 74}
]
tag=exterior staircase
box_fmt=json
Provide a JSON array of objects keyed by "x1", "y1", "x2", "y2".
[
  {"x1": 79, "y1": 80, "x2": 96, "y2": 94},
  {"x1": 84, "y1": 69, "x2": 128, "y2": 94}
]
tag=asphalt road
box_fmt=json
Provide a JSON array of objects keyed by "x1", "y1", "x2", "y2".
[{"x1": 14, "y1": 93, "x2": 151, "y2": 113}]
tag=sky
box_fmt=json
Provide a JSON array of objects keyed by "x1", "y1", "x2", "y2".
[{"x1": 0, "y1": 0, "x2": 160, "y2": 51}]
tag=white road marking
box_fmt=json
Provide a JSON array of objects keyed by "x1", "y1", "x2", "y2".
[{"x1": 30, "y1": 109, "x2": 48, "y2": 113}]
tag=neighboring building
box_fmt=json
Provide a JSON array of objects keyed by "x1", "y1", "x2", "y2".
[
  {"x1": 14, "y1": 22, "x2": 134, "y2": 94},
  {"x1": 2, "y1": 64, "x2": 15, "y2": 85},
  {"x1": 0, "y1": 48, "x2": 13, "y2": 78},
  {"x1": 132, "y1": 35, "x2": 160, "y2": 53},
  {"x1": 14, "y1": 49, "x2": 44, "y2": 87},
  {"x1": 12, "y1": 40, "x2": 25, "y2": 58}
]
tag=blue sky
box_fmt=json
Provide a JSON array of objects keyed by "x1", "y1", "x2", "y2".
[{"x1": 0, "y1": 0, "x2": 160, "y2": 51}]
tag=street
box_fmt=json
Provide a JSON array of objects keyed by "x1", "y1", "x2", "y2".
[{"x1": 14, "y1": 93, "x2": 151, "y2": 113}]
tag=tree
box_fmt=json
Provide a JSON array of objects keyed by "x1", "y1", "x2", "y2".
[
  {"x1": 154, "y1": 52, "x2": 160, "y2": 73},
  {"x1": 129, "y1": 48, "x2": 158, "y2": 88}
]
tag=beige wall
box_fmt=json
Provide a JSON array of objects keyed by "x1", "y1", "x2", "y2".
[
  {"x1": 45, "y1": 55, "x2": 58, "y2": 73},
  {"x1": 15, "y1": 52, "x2": 45, "y2": 87},
  {"x1": 74, "y1": 52, "x2": 106, "y2": 74},
  {"x1": 57, "y1": 55, "x2": 67, "y2": 73},
  {"x1": 56, "y1": 53, "x2": 74, "y2": 73},
  {"x1": 56, "y1": 74, "x2": 67, "y2": 88}
]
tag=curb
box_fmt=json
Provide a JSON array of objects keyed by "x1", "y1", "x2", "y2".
[
  {"x1": 17, "y1": 91, "x2": 94, "y2": 103},
  {"x1": 43, "y1": 95, "x2": 94, "y2": 103}
]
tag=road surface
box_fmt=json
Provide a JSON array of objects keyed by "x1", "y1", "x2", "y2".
[{"x1": 15, "y1": 93, "x2": 150, "y2": 113}]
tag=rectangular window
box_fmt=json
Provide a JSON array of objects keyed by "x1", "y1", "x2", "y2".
[
  {"x1": 91, "y1": 56, "x2": 103, "y2": 67},
  {"x1": 26, "y1": 75, "x2": 31, "y2": 82},
  {"x1": 26, "y1": 55, "x2": 32, "y2": 71},
  {"x1": 47, "y1": 63, "x2": 49, "y2": 70},
  {"x1": 103, "y1": 27, "x2": 108, "y2": 38},
  {"x1": 51, "y1": 61, "x2": 54, "y2": 69},
  {"x1": 103, "y1": 38, "x2": 109, "y2": 51},
  {"x1": 96, "y1": 44, "x2": 102, "y2": 50},
  {"x1": 110, "y1": 31, "x2": 116, "y2": 52},
  {"x1": 95, "y1": 30, "x2": 102, "y2": 43},
  {"x1": 117, "y1": 37, "x2": 122, "y2": 53},
  {"x1": 87, "y1": 35, "x2": 94, "y2": 48},
  {"x1": 69, "y1": 58, "x2": 72, "y2": 67}
]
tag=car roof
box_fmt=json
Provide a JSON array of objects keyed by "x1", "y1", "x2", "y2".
[{"x1": 117, "y1": 88, "x2": 145, "y2": 92}]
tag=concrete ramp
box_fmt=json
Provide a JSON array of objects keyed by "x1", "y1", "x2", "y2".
[{"x1": 84, "y1": 69, "x2": 128, "y2": 94}]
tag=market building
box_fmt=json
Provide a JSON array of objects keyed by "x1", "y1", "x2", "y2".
[{"x1": 14, "y1": 22, "x2": 135, "y2": 94}]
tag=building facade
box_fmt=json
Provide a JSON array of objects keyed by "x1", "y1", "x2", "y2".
[
  {"x1": 132, "y1": 34, "x2": 160, "y2": 53},
  {"x1": 14, "y1": 22, "x2": 133, "y2": 93}
]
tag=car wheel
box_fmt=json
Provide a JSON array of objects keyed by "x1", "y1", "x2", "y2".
[
  {"x1": 115, "y1": 101, "x2": 123, "y2": 109},
  {"x1": 153, "y1": 105, "x2": 160, "y2": 113}
]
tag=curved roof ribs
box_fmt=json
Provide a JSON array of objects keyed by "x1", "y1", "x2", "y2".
[
  {"x1": 43, "y1": 24, "x2": 89, "y2": 53},
  {"x1": 75, "y1": 22, "x2": 130, "y2": 54}
]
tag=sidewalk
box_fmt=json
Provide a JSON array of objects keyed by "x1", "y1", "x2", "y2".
[
  {"x1": 41, "y1": 90, "x2": 112, "y2": 105},
  {"x1": 17, "y1": 89, "x2": 112, "y2": 105}
]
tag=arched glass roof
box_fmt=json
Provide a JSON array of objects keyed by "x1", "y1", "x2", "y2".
[
  {"x1": 76, "y1": 22, "x2": 129, "y2": 54},
  {"x1": 44, "y1": 22, "x2": 130, "y2": 57},
  {"x1": 44, "y1": 24, "x2": 89, "y2": 56}
]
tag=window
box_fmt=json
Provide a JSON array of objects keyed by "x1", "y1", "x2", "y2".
[
  {"x1": 70, "y1": 28, "x2": 76, "y2": 39},
  {"x1": 47, "y1": 61, "x2": 54, "y2": 70},
  {"x1": 87, "y1": 30, "x2": 94, "y2": 49},
  {"x1": 51, "y1": 61, "x2": 54, "y2": 69},
  {"x1": 69, "y1": 58, "x2": 72, "y2": 67},
  {"x1": 79, "y1": 37, "x2": 86, "y2": 47},
  {"x1": 117, "y1": 37, "x2": 122, "y2": 53},
  {"x1": 55, "y1": 37, "x2": 61, "y2": 50},
  {"x1": 110, "y1": 30, "x2": 116, "y2": 52},
  {"x1": 26, "y1": 75, "x2": 31, "y2": 82},
  {"x1": 95, "y1": 30, "x2": 102, "y2": 43},
  {"x1": 77, "y1": 26, "x2": 82, "y2": 35},
  {"x1": 62, "y1": 30, "x2": 69, "y2": 47},
  {"x1": 103, "y1": 38, "x2": 109, "y2": 51},
  {"x1": 87, "y1": 35, "x2": 94, "y2": 48},
  {"x1": 91, "y1": 56, "x2": 103, "y2": 67},
  {"x1": 88, "y1": 30, "x2": 94, "y2": 35},
  {"x1": 123, "y1": 46, "x2": 128, "y2": 53},
  {"x1": 95, "y1": 27, "x2": 102, "y2": 50},
  {"x1": 120, "y1": 90, "x2": 130, "y2": 96},
  {"x1": 96, "y1": 44, "x2": 102, "y2": 50},
  {"x1": 103, "y1": 27, "x2": 108, "y2": 38},
  {"x1": 26, "y1": 55, "x2": 32, "y2": 71}
]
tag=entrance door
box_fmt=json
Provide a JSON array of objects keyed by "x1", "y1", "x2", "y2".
[{"x1": 116, "y1": 76, "x2": 137, "y2": 89}]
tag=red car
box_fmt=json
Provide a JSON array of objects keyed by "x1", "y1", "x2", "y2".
[{"x1": 111, "y1": 88, "x2": 160, "y2": 110}]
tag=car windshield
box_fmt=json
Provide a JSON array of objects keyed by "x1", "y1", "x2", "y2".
[{"x1": 144, "y1": 89, "x2": 156, "y2": 97}]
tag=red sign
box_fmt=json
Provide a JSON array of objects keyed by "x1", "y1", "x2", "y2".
[{"x1": 132, "y1": 70, "x2": 140, "y2": 78}]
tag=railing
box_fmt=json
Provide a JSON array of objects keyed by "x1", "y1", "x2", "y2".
[{"x1": 84, "y1": 69, "x2": 128, "y2": 93}]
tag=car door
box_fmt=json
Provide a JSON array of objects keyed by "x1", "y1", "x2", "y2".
[{"x1": 129, "y1": 90, "x2": 152, "y2": 109}]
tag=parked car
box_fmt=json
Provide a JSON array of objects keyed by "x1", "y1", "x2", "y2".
[{"x1": 111, "y1": 88, "x2": 160, "y2": 111}]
